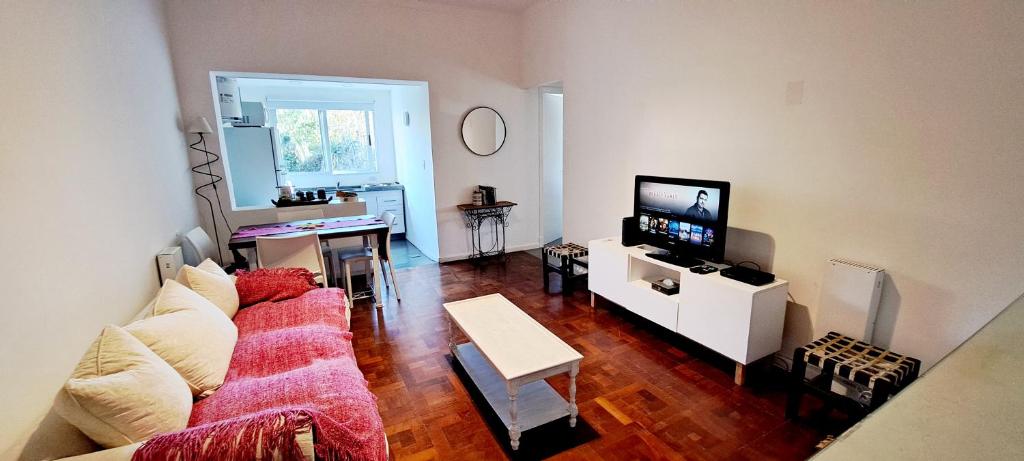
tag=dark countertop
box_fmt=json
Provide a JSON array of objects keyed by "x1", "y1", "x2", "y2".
[{"x1": 296, "y1": 184, "x2": 405, "y2": 194}]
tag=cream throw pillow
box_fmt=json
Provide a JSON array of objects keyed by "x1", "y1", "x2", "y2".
[
  {"x1": 125, "y1": 280, "x2": 237, "y2": 396},
  {"x1": 175, "y1": 259, "x2": 239, "y2": 318},
  {"x1": 54, "y1": 325, "x2": 192, "y2": 448}
]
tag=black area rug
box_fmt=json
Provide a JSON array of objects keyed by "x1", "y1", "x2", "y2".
[{"x1": 448, "y1": 354, "x2": 600, "y2": 460}]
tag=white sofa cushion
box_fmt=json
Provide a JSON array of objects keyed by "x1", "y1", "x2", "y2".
[
  {"x1": 124, "y1": 280, "x2": 237, "y2": 396},
  {"x1": 175, "y1": 259, "x2": 239, "y2": 318},
  {"x1": 54, "y1": 326, "x2": 192, "y2": 448}
]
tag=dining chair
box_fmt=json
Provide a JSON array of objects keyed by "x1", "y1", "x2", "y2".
[
  {"x1": 181, "y1": 226, "x2": 219, "y2": 266},
  {"x1": 274, "y1": 208, "x2": 339, "y2": 285},
  {"x1": 338, "y1": 211, "x2": 401, "y2": 303},
  {"x1": 256, "y1": 231, "x2": 330, "y2": 287}
]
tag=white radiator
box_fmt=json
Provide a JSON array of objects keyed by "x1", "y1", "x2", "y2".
[{"x1": 816, "y1": 259, "x2": 885, "y2": 343}]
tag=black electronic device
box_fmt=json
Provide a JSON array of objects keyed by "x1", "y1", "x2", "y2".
[
  {"x1": 633, "y1": 175, "x2": 731, "y2": 263},
  {"x1": 645, "y1": 252, "x2": 703, "y2": 268},
  {"x1": 650, "y1": 277, "x2": 680, "y2": 295},
  {"x1": 622, "y1": 216, "x2": 641, "y2": 246},
  {"x1": 690, "y1": 265, "x2": 719, "y2": 274},
  {"x1": 720, "y1": 265, "x2": 775, "y2": 286}
]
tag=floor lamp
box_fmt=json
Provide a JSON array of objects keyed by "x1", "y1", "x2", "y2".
[{"x1": 187, "y1": 116, "x2": 232, "y2": 266}]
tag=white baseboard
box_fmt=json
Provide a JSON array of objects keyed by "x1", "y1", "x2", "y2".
[{"x1": 438, "y1": 243, "x2": 542, "y2": 263}]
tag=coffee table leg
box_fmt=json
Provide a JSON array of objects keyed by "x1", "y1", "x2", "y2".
[
  {"x1": 508, "y1": 381, "x2": 520, "y2": 450},
  {"x1": 569, "y1": 362, "x2": 579, "y2": 428}
]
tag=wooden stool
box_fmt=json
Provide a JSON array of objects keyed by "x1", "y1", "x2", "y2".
[
  {"x1": 542, "y1": 243, "x2": 589, "y2": 294},
  {"x1": 787, "y1": 332, "x2": 921, "y2": 421}
]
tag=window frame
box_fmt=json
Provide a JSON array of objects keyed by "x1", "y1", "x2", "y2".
[{"x1": 266, "y1": 100, "x2": 379, "y2": 177}]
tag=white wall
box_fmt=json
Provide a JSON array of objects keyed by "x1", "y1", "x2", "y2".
[
  {"x1": 164, "y1": 0, "x2": 540, "y2": 262},
  {"x1": 393, "y1": 84, "x2": 441, "y2": 260},
  {"x1": 541, "y1": 92, "x2": 564, "y2": 244},
  {"x1": 0, "y1": 1, "x2": 198, "y2": 459},
  {"x1": 523, "y1": 0, "x2": 1024, "y2": 369}
]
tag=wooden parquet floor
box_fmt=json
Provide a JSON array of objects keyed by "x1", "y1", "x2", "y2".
[{"x1": 349, "y1": 252, "x2": 840, "y2": 460}]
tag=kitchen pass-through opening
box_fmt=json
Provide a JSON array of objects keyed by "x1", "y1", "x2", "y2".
[{"x1": 207, "y1": 71, "x2": 440, "y2": 262}]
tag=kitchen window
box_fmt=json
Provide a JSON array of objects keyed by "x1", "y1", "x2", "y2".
[{"x1": 271, "y1": 101, "x2": 378, "y2": 176}]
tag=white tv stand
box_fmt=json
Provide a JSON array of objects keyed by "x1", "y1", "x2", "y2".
[{"x1": 588, "y1": 238, "x2": 788, "y2": 385}]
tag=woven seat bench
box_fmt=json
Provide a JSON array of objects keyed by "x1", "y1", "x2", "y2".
[
  {"x1": 542, "y1": 243, "x2": 589, "y2": 295},
  {"x1": 786, "y1": 331, "x2": 921, "y2": 421}
]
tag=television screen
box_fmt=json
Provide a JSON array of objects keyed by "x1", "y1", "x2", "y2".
[
  {"x1": 637, "y1": 182, "x2": 723, "y2": 223},
  {"x1": 633, "y1": 176, "x2": 730, "y2": 262}
]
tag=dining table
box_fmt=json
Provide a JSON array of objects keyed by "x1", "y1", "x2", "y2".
[{"x1": 227, "y1": 214, "x2": 390, "y2": 308}]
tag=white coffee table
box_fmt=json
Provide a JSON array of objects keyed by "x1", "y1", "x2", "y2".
[{"x1": 444, "y1": 293, "x2": 584, "y2": 450}]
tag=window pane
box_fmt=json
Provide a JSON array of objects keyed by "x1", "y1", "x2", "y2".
[
  {"x1": 326, "y1": 110, "x2": 376, "y2": 174},
  {"x1": 275, "y1": 109, "x2": 324, "y2": 173}
]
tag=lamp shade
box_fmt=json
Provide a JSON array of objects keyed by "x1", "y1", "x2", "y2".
[{"x1": 187, "y1": 117, "x2": 213, "y2": 134}]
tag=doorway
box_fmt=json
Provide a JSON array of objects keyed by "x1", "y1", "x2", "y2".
[{"x1": 540, "y1": 85, "x2": 564, "y2": 247}]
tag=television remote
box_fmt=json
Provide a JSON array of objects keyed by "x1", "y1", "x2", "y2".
[{"x1": 690, "y1": 265, "x2": 718, "y2": 274}]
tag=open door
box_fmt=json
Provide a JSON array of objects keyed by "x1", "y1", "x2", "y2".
[{"x1": 541, "y1": 85, "x2": 564, "y2": 246}]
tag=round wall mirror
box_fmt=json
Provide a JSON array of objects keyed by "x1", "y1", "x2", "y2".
[{"x1": 461, "y1": 106, "x2": 506, "y2": 156}]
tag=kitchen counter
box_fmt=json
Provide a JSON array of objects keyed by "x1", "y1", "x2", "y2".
[
  {"x1": 297, "y1": 184, "x2": 405, "y2": 194},
  {"x1": 230, "y1": 200, "x2": 368, "y2": 227},
  {"x1": 286, "y1": 185, "x2": 407, "y2": 234}
]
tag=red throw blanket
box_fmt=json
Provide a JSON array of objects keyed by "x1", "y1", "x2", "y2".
[
  {"x1": 134, "y1": 288, "x2": 386, "y2": 461},
  {"x1": 234, "y1": 267, "x2": 319, "y2": 308}
]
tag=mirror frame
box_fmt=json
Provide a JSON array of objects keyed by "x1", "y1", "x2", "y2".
[{"x1": 460, "y1": 106, "x2": 507, "y2": 157}]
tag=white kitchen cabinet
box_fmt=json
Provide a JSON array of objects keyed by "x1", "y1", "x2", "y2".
[{"x1": 357, "y1": 189, "x2": 405, "y2": 234}]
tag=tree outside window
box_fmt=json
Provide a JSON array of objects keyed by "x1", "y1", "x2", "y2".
[
  {"x1": 327, "y1": 110, "x2": 376, "y2": 174},
  {"x1": 276, "y1": 108, "x2": 324, "y2": 173},
  {"x1": 274, "y1": 106, "x2": 376, "y2": 175}
]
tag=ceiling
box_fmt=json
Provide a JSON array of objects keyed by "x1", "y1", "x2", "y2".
[{"x1": 416, "y1": 0, "x2": 543, "y2": 13}]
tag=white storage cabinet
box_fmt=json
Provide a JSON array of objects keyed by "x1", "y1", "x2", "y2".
[{"x1": 588, "y1": 237, "x2": 788, "y2": 384}]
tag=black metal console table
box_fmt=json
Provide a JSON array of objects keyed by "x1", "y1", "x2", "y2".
[{"x1": 457, "y1": 201, "x2": 517, "y2": 263}]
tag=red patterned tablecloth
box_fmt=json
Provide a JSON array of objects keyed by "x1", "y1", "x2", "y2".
[{"x1": 233, "y1": 217, "x2": 383, "y2": 239}]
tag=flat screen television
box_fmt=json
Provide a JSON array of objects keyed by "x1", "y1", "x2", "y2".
[{"x1": 634, "y1": 175, "x2": 731, "y2": 263}]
